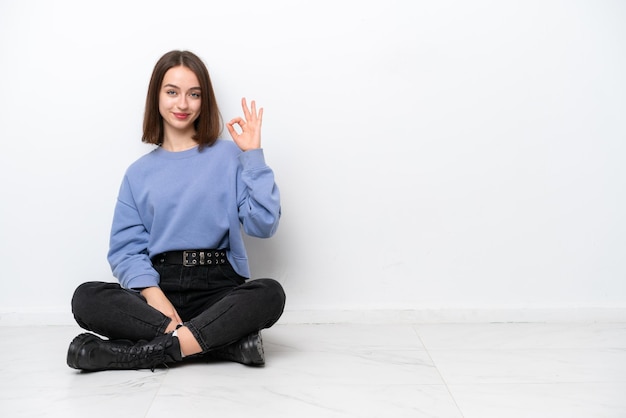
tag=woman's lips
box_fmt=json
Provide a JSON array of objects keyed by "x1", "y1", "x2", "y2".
[{"x1": 173, "y1": 113, "x2": 189, "y2": 120}]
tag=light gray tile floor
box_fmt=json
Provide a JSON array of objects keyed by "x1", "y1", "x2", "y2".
[{"x1": 1, "y1": 322, "x2": 625, "y2": 417}]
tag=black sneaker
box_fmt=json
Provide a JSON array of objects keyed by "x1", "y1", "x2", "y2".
[{"x1": 67, "y1": 332, "x2": 182, "y2": 372}]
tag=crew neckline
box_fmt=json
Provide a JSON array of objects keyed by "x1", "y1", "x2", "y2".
[{"x1": 153, "y1": 145, "x2": 202, "y2": 160}]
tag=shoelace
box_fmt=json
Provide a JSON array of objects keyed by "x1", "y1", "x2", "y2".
[{"x1": 110, "y1": 340, "x2": 169, "y2": 371}]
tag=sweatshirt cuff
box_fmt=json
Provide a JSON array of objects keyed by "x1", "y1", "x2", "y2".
[
  {"x1": 124, "y1": 274, "x2": 159, "y2": 291},
  {"x1": 238, "y1": 148, "x2": 266, "y2": 170}
]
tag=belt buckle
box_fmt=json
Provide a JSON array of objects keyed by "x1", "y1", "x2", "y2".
[{"x1": 183, "y1": 251, "x2": 198, "y2": 266}]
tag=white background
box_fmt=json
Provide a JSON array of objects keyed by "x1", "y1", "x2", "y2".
[{"x1": 1, "y1": 0, "x2": 625, "y2": 320}]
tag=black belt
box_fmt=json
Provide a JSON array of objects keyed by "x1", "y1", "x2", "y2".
[{"x1": 152, "y1": 250, "x2": 227, "y2": 266}]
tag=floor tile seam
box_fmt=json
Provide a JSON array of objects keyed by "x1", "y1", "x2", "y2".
[
  {"x1": 422, "y1": 375, "x2": 626, "y2": 386},
  {"x1": 166, "y1": 383, "x2": 454, "y2": 388},
  {"x1": 446, "y1": 380, "x2": 626, "y2": 387},
  {"x1": 440, "y1": 376, "x2": 626, "y2": 384},
  {"x1": 141, "y1": 369, "x2": 170, "y2": 418},
  {"x1": 180, "y1": 345, "x2": 626, "y2": 354},
  {"x1": 268, "y1": 348, "x2": 429, "y2": 354},
  {"x1": 421, "y1": 347, "x2": 626, "y2": 352},
  {"x1": 411, "y1": 321, "x2": 626, "y2": 325},
  {"x1": 412, "y1": 326, "x2": 466, "y2": 418}
]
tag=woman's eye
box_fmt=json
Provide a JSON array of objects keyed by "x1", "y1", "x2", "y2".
[
  {"x1": 190, "y1": 92, "x2": 201, "y2": 99},
  {"x1": 166, "y1": 90, "x2": 177, "y2": 95}
]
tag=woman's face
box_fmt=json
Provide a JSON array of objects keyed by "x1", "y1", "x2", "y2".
[{"x1": 159, "y1": 65, "x2": 202, "y2": 134}]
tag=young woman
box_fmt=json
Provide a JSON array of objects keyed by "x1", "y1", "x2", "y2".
[{"x1": 67, "y1": 50, "x2": 285, "y2": 371}]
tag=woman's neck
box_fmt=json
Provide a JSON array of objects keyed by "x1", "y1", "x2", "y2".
[{"x1": 161, "y1": 129, "x2": 198, "y2": 152}]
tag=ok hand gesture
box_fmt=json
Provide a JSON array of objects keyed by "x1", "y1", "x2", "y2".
[{"x1": 227, "y1": 97, "x2": 263, "y2": 151}]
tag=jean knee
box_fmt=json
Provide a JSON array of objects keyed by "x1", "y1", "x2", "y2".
[
  {"x1": 257, "y1": 278, "x2": 286, "y2": 319},
  {"x1": 257, "y1": 277, "x2": 284, "y2": 297},
  {"x1": 71, "y1": 281, "x2": 113, "y2": 319}
]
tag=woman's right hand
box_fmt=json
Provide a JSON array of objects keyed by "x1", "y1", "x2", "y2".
[
  {"x1": 140, "y1": 286, "x2": 183, "y2": 330},
  {"x1": 227, "y1": 97, "x2": 263, "y2": 152}
]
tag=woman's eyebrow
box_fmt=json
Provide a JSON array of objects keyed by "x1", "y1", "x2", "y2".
[{"x1": 163, "y1": 83, "x2": 201, "y2": 90}]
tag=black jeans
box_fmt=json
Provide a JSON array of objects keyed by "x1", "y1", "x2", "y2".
[{"x1": 71, "y1": 260, "x2": 286, "y2": 353}]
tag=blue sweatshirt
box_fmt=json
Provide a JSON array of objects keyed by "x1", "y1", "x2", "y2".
[{"x1": 107, "y1": 140, "x2": 280, "y2": 290}]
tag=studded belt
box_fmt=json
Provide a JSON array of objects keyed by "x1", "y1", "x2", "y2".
[{"x1": 151, "y1": 250, "x2": 227, "y2": 267}]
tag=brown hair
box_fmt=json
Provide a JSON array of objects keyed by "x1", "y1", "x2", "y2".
[{"x1": 142, "y1": 50, "x2": 222, "y2": 148}]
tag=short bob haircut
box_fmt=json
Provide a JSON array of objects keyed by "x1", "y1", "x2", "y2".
[{"x1": 142, "y1": 50, "x2": 222, "y2": 149}]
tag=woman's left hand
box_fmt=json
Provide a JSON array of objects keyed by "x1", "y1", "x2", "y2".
[{"x1": 227, "y1": 97, "x2": 263, "y2": 151}]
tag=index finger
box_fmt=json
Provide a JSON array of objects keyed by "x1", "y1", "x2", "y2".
[{"x1": 241, "y1": 97, "x2": 252, "y2": 120}]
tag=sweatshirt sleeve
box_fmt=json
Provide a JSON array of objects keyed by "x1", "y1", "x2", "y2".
[
  {"x1": 237, "y1": 148, "x2": 281, "y2": 238},
  {"x1": 107, "y1": 176, "x2": 160, "y2": 290}
]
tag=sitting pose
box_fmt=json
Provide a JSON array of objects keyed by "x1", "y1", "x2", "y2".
[{"x1": 67, "y1": 50, "x2": 285, "y2": 371}]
